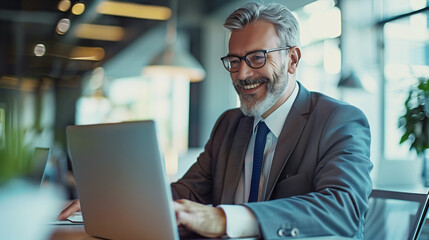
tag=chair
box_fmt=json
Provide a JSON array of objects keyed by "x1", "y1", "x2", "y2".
[{"x1": 364, "y1": 189, "x2": 429, "y2": 240}]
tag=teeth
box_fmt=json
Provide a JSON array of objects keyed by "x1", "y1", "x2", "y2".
[{"x1": 244, "y1": 83, "x2": 261, "y2": 90}]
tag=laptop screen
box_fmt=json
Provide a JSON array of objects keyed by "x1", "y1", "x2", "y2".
[
  {"x1": 66, "y1": 120, "x2": 180, "y2": 240},
  {"x1": 364, "y1": 190, "x2": 429, "y2": 240},
  {"x1": 29, "y1": 147, "x2": 50, "y2": 184}
]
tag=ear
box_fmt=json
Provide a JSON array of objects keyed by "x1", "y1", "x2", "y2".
[{"x1": 287, "y1": 47, "x2": 301, "y2": 74}]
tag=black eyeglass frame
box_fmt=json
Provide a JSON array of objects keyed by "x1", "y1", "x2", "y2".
[{"x1": 220, "y1": 47, "x2": 290, "y2": 73}]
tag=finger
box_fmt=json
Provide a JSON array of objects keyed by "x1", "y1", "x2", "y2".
[
  {"x1": 176, "y1": 211, "x2": 193, "y2": 229},
  {"x1": 173, "y1": 202, "x2": 183, "y2": 225},
  {"x1": 173, "y1": 201, "x2": 182, "y2": 209},
  {"x1": 173, "y1": 199, "x2": 196, "y2": 212},
  {"x1": 175, "y1": 206, "x2": 226, "y2": 238},
  {"x1": 174, "y1": 199, "x2": 190, "y2": 205},
  {"x1": 174, "y1": 200, "x2": 199, "y2": 227},
  {"x1": 57, "y1": 200, "x2": 81, "y2": 220}
]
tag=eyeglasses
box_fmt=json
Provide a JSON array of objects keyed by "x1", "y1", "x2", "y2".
[{"x1": 220, "y1": 47, "x2": 290, "y2": 73}]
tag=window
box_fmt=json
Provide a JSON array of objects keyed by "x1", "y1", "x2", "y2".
[
  {"x1": 294, "y1": 0, "x2": 342, "y2": 95},
  {"x1": 382, "y1": 4, "x2": 429, "y2": 160}
]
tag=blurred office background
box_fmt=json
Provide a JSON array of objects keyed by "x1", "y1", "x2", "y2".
[{"x1": 0, "y1": 0, "x2": 428, "y2": 193}]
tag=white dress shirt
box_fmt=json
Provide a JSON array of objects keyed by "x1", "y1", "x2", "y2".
[{"x1": 219, "y1": 82, "x2": 299, "y2": 238}]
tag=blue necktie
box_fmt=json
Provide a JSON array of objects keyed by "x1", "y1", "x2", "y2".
[{"x1": 248, "y1": 121, "x2": 270, "y2": 203}]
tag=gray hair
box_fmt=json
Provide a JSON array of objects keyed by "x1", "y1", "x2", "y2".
[{"x1": 223, "y1": 2, "x2": 300, "y2": 48}]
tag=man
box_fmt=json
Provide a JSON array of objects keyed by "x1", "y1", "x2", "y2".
[{"x1": 59, "y1": 2, "x2": 372, "y2": 239}]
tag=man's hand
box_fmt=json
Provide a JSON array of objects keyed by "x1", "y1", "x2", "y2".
[
  {"x1": 57, "y1": 199, "x2": 81, "y2": 220},
  {"x1": 174, "y1": 199, "x2": 226, "y2": 238}
]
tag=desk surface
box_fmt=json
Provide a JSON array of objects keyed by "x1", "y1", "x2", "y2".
[
  {"x1": 48, "y1": 224, "x2": 95, "y2": 240},
  {"x1": 47, "y1": 224, "x2": 354, "y2": 240}
]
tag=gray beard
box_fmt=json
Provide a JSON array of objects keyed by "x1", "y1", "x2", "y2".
[{"x1": 238, "y1": 67, "x2": 288, "y2": 117}]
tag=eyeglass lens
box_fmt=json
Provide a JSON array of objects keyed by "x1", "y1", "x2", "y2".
[{"x1": 222, "y1": 51, "x2": 266, "y2": 72}]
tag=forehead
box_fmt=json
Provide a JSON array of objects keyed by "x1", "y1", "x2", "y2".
[{"x1": 228, "y1": 20, "x2": 280, "y2": 55}]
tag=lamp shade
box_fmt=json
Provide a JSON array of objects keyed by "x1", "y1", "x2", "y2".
[
  {"x1": 337, "y1": 71, "x2": 363, "y2": 88},
  {"x1": 143, "y1": 43, "x2": 206, "y2": 82}
]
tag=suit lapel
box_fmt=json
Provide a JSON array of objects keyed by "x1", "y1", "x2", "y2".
[
  {"x1": 264, "y1": 83, "x2": 311, "y2": 200},
  {"x1": 220, "y1": 116, "x2": 253, "y2": 204}
]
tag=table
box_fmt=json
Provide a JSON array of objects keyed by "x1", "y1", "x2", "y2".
[
  {"x1": 48, "y1": 224, "x2": 95, "y2": 240},
  {"x1": 47, "y1": 224, "x2": 354, "y2": 240}
]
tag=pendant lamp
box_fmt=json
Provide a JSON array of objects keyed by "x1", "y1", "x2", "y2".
[
  {"x1": 337, "y1": 71, "x2": 363, "y2": 88},
  {"x1": 143, "y1": 0, "x2": 206, "y2": 82}
]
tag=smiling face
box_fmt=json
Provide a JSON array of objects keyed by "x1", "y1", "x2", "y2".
[{"x1": 228, "y1": 20, "x2": 297, "y2": 118}]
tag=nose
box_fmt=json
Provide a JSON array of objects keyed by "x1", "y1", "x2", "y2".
[{"x1": 234, "y1": 59, "x2": 254, "y2": 80}]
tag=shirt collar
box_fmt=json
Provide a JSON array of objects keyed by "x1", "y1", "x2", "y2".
[{"x1": 253, "y1": 81, "x2": 299, "y2": 138}]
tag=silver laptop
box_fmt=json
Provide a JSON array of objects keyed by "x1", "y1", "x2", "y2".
[
  {"x1": 364, "y1": 189, "x2": 429, "y2": 240},
  {"x1": 66, "y1": 120, "x2": 179, "y2": 240},
  {"x1": 29, "y1": 147, "x2": 50, "y2": 185}
]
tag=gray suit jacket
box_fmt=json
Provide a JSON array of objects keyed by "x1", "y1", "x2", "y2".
[{"x1": 171, "y1": 82, "x2": 372, "y2": 239}]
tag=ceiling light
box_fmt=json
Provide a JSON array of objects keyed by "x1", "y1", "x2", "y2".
[
  {"x1": 69, "y1": 46, "x2": 105, "y2": 61},
  {"x1": 75, "y1": 24, "x2": 124, "y2": 41},
  {"x1": 338, "y1": 71, "x2": 363, "y2": 88},
  {"x1": 72, "y1": 3, "x2": 85, "y2": 15},
  {"x1": 56, "y1": 18, "x2": 71, "y2": 35},
  {"x1": 97, "y1": 1, "x2": 172, "y2": 20},
  {"x1": 143, "y1": 0, "x2": 205, "y2": 82},
  {"x1": 0, "y1": 76, "x2": 19, "y2": 89},
  {"x1": 58, "y1": 0, "x2": 71, "y2": 12},
  {"x1": 34, "y1": 44, "x2": 46, "y2": 57},
  {"x1": 20, "y1": 78, "x2": 39, "y2": 92},
  {"x1": 144, "y1": 44, "x2": 206, "y2": 82}
]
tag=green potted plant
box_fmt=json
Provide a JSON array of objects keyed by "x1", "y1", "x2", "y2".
[
  {"x1": 398, "y1": 77, "x2": 429, "y2": 187},
  {"x1": 0, "y1": 128, "x2": 64, "y2": 240},
  {"x1": 0, "y1": 130, "x2": 32, "y2": 185}
]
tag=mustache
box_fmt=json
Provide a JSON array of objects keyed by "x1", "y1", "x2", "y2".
[{"x1": 234, "y1": 77, "x2": 269, "y2": 88}]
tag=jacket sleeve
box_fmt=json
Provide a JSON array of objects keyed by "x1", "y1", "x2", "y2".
[{"x1": 244, "y1": 104, "x2": 373, "y2": 239}]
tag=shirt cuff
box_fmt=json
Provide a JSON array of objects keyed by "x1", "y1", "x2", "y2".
[{"x1": 218, "y1": 204, "x2": 259, "y2": 238}]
